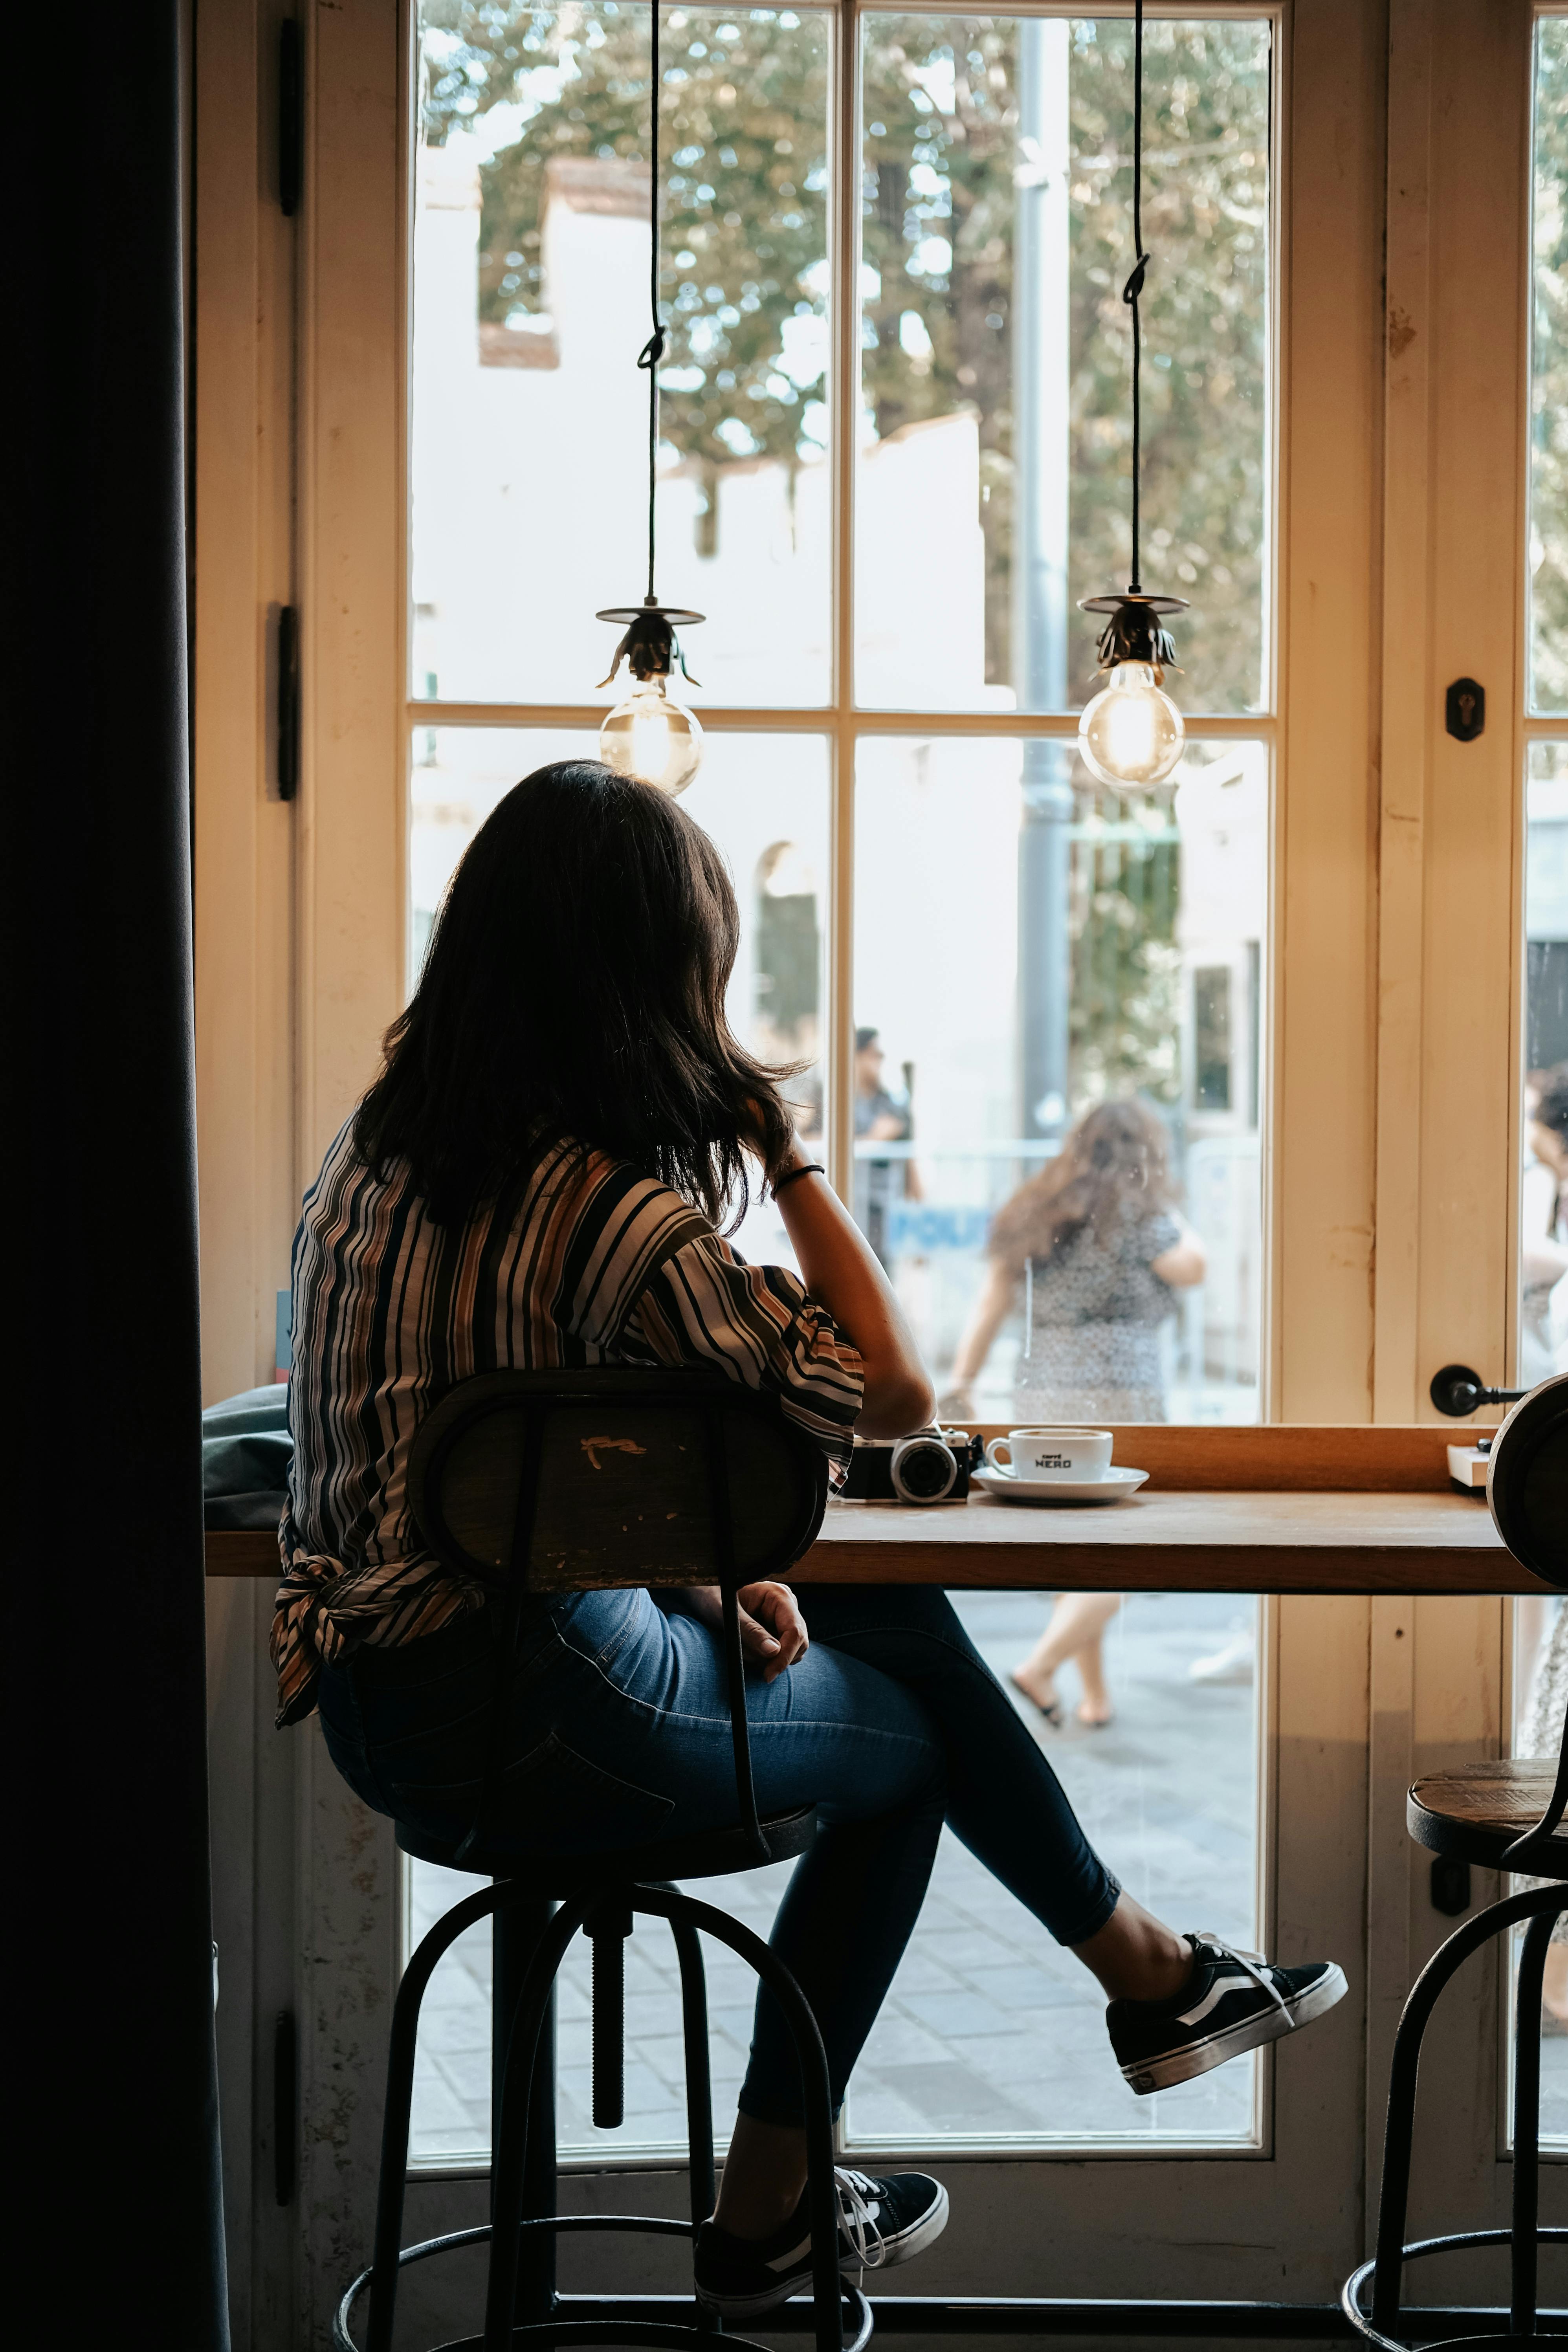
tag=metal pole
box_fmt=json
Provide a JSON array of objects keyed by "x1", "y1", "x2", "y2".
[
  {"x1": 493, "y1": 1893, "x2": 558, "y2": 2327},
  {"x1": 1014, "y1": 17, "x2": 1074, "y2": 1147}
]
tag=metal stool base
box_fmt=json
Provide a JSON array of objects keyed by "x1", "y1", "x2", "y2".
[
  {"x1": 348, "y1": 1880, "x2": 855, "y2": 2352},
  {"x1": 1344, "y1": 1888, "x2": 1568, "y2": 2352},
  {"x1": 1344, "y1": 2231, "x2": 1568, "y2": 2352},
  {"x1": 335, "y1": 2220, "x2": 874, "y2": 2352}
]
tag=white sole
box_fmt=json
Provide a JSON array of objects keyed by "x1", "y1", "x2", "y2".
[
  {"x1": 1121, "y1": 1963, "x2": 1348, "y2": 2095},
  {"x1": 695, "y1": 2182, "x2": 950, "y2": 2318},
  {"x1": 857, "y1": 2180, "x2": 950, "y2": 2273}
]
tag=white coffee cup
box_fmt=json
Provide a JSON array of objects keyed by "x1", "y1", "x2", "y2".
[{"x1": 985, "y1": 1427, "x2": 1114, "y2": 1482}]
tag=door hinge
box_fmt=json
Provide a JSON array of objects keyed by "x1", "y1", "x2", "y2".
[
  {"x1": 279, "y1": 18, "x2": 303, "y2": 218},
  {"x1": 277, "y1": 605, "x2": 301, "y2": 801}
]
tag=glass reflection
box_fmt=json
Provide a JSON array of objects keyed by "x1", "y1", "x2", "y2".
[
  {"x1": 856, "y1": 15, "x2": 1272, "y2": 714},
  {"x1": 1511, "y1": 1594, "x2": 1568, "y2": 2146},
  {"x1": 412, "y1": 3, "x2": 831, "y2": 707},
  {"x1": 1529, "y1": 16, "x2": 1568, "y2": 715},
  {"x1": 1522, "y1": 743, "x2": 1568, "y2": 1388},
  {"x1": 854, "y1": 735, "x2": 1265, "y2": 1422}
]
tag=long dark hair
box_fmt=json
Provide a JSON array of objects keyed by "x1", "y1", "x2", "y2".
[
  {"x1": 356, "y1": 761, "x2": 796, "y2": 1226},
  {"x1": 988, "y1": 1099, "x2": 1176, "y2": 1276}
]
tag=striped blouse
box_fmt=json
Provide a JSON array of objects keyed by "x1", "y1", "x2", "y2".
[{"x1": 272, "y1": 1122, "x2": 864, "y2": 1725}]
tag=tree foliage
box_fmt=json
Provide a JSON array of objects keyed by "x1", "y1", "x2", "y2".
[
  {"x1": 859, "y1": 14, "x2": 1269, "y2": 708},
  {"x1": 420, "y1": 3, "x2": 1269, "y2": 710},
  {"x1": 418, "y1": 3, "x2": 1270, "y2": 1109},
  {"x1": 1068, "y1": 810, "x2": 1181, "y2": 1109},
  {"x1": 420, "y1": 3, "x2": 829, "y2": 493}
]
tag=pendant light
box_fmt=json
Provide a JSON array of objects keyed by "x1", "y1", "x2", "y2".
[
  {"x1": 1077, "y1": 0, "x2": 1187, "y2": 790},
  {"x1": 595, "y1": 2, "x2": 704, "y2": 797}
]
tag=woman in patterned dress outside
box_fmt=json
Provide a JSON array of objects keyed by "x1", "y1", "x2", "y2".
[
  {"x1": 1517, "y1": 1597, "x2": 1568, "y2": 2025},
  {"x1": 942, "y1": 1100, "x2": 1205, "y2": 1729}
]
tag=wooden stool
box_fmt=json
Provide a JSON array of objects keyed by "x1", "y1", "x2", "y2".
[
  {"x1": 1343, "y1": 1373, "x2": 1568, "y2": 2351},
  {"x1": 332, "y1": 1369, "x2": 870, "y2": 2352}
]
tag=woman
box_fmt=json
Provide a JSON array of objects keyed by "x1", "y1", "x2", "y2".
[
  {"x1": 1521, "y1": 1065, "x2": 1568, "y2": 1384},
  {"x1": 944, "y1": 1100, "x2": 1205, "y2": 1729},
  {"x1": 277, "y1": 764, "x2": 1341, "y2": 2317}
]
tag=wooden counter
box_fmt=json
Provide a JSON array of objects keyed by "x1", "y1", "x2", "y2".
[
  {"x1": 205, "y1": 1487, "x2": 1537, "y2": 1596},
  {"x1": 795, "y1": 1485, "x2": 1528, "y2": 1594}
]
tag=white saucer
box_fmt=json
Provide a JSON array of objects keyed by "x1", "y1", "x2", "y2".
[{"x1": 972, "y1": 1465, "x2": 1148, "y2": 1506}]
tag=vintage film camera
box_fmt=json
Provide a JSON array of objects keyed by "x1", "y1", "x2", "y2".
[{"x1": 840, "y1": 1426, "x2": 984, "y2": 1507}]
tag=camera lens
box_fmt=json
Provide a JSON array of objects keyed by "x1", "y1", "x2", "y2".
[{"x1": 892, "y1": 1438, "x2": 956, "y2": 1503}]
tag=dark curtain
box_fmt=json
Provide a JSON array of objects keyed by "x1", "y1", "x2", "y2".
[{"x1": 14, "y1": 4, "x2": 229, "y2": 2340}]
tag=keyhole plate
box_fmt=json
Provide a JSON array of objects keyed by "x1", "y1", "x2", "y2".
[{"x1": 1445, "y1": 676, "x2": 1485, "y2": 742}]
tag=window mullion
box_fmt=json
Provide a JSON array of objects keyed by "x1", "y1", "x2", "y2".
[{"x1": 829, "y1": 0, "x2": 861, "y2": 1194}]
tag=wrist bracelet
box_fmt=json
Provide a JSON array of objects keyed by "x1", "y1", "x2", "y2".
[{"x1": 773, "y1": 1161, "x2": 825, "y2": 1196}]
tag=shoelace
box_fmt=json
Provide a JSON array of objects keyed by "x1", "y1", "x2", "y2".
[
  {"x1": 834, "y1": 2168, "x2": 888, "y2": 2270},
  {"x1": 1190, "y1": 1930, "x2": 1294, "y2": 2027}
]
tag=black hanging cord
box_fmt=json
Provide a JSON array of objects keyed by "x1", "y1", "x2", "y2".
[
  {"x1": 635, "y1": 2, "x2": 666, "y2": 604},
  {"x1": 1121, "y1": 0, "x2": 1150, "y2": 594}
]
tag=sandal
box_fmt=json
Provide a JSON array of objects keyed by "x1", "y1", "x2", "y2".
[{"x1": 1009, "y1": 1670, "x2": 1063, "y2": 1728}]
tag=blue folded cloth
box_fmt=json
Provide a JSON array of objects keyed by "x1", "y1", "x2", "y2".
[{"x1": 204, "y1": 1383, "x2": 292, "y2": 1531}]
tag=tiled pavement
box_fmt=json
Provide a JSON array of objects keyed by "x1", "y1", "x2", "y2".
[{"x1": 407, "y1": 1589, "x2": 1567, "y2": 2161}]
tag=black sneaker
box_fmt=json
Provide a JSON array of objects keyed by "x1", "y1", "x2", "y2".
[
  {"x1": 1108, "y1": 1932, "x2": 1347, "y2": 2095},
  {"x1": 693, "y1": 2167, "x2": 949, "y2": 2319}
]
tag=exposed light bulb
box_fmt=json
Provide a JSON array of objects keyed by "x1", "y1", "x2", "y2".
[
  {"x1": 598, "y1": 675, "x2": 704, "y2": 797},
  {"x1": 1077, "y1": 660, "x2": 1185, "y2": 788}
]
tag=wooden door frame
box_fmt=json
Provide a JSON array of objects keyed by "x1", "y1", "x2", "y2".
[{"x1": 191, "y1": 2, "x2": 1565, "y2": 2341}]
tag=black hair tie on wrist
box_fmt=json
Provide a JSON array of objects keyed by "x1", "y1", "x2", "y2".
[{"x1": 772, "y1": 1161, "x2": 825, "y2": 1196}]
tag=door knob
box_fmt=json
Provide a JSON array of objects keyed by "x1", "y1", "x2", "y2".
[{"x1": 1429, "y1": 1363, "x2": 1528, "y2": 1417}]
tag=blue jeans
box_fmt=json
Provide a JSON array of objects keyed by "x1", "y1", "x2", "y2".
[{"x1": 319, "y1": 1584, "x2": 1120, "y2": 2125}]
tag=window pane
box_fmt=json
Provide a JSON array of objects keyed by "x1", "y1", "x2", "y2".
[
  {"x1": 1509, "y1": 1598, "x2": 1568, "y2": 2149},
  {"x1": 844, "y1": 1590, "x2": 1262, "y2": 2149},
  {"x1": 1529, "y1": 15, "x2": 1568, "y2": 715},
  {"x1": 406, "y1": 724, "x2": 828, "y2": 2163},
  {"x1": 412, "y1": 4, "x2": 831, "y2": 708},
  {"x1": 854, "y1": 735, "x2": 1265, "y2": 1421},
  {"x1": 856, "y1": 15, "x2": 1272, "y2": 715},
  {"x1": 408, "y1": 1586, "x2": 1265, "y2": 2162},
  {"x1": 406, "y1": 1854, "x2": 798, "y2": 2161},
  {"x1": 1522, "y1": 741, "x2": 1568, "y2": 1389},
  {"x1": 412, "y1": 731, "x2": 829, "y2": 1163}
]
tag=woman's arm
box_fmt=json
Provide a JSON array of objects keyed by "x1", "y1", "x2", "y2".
[
  {"x1": 941, "y1": 1258, "x2": 1016, "y2": 1406},
  {"x1": 1522, "y1": 1162, "x2": 1568, "y2": 1292},
  {"x1": 769, "y1": 1141, "x2": 935, "y2": 1437},
  {"x1": 1151, "y1": 1215, "x2": 1207, "y2": 1289}
]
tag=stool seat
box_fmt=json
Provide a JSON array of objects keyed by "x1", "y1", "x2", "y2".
[
  {"x1": 396, "y1": 1803, "x2": 818, "y2": 1890},
  {"x1": 1407, "y1": 1763, "x2": 1568, "y2": 1879}
]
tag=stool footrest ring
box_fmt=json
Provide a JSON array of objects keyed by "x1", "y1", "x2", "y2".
[
  {"x1": 1342, "y1": 2230, "x2": 1568, "y2": 2352},
  {"x1": 337, "y1": 2231, "x2": 872, "y2": 2352}
]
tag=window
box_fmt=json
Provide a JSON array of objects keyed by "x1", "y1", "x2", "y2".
[
  {"x1": 407, "y1": 1588, "x2": 1265, "y2": 2162},
  {"x1": 1520, "y1": 16, "x2": 1568, "y2": 1391},
  {"x1": 402, "y1": 0, "x2": 1278, "y2": 2167},
  {"x1": 411, "y1": 3, "x2": 1276, "y2": 1423},
  {"x1": 209, "y1": 0, "x2": 1568, "y2": 2325},
  {"x1": 1509, "y1": 13, "x2": 1567, "y2": 2155}
]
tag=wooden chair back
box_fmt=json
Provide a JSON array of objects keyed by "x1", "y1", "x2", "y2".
[
  {"x1": 409, "y1": 1367, "x2": 828, "y2": 1597},
  {"x1": 408, "y1": 1369, "x2": 829, "y2": 1864}
]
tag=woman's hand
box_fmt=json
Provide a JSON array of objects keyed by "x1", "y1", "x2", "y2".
[
  {"x1": 740, "y1": 1093, "x2": 807, "y2": 1188},
  {"x1": 682, "y1": 1582, "x2": 809, "y2": 1683}
]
